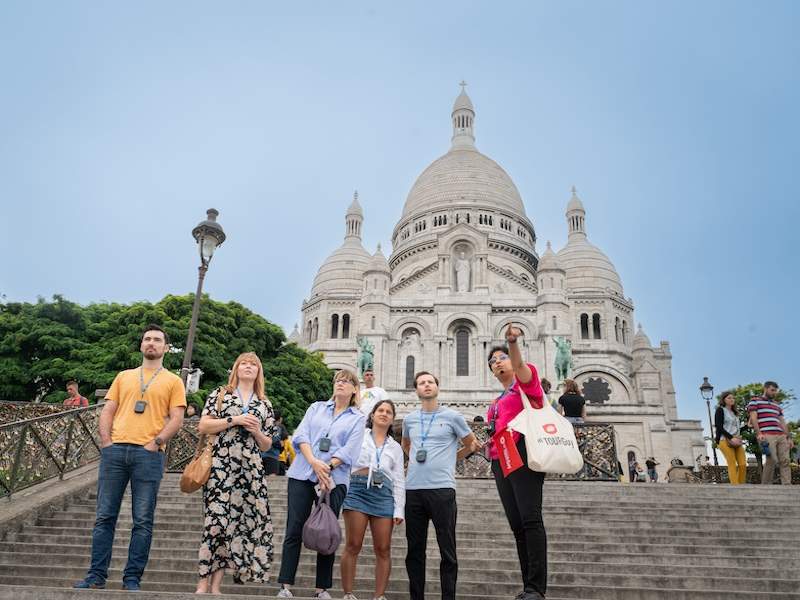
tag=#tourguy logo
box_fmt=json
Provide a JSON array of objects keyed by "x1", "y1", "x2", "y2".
[{"x1": 543, "y1": 423, "x2": 558, "y2": 435}]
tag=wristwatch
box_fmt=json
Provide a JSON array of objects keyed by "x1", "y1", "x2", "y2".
[
  {"x1": 328, "y1": 461, "x2": 337, "y2": 471},
  {"x1": 226, "y1": 416, "x2": 233, "y2": 426},
  {"x1": 155, "y1": 436, "x2": 164, "y2": 447}
]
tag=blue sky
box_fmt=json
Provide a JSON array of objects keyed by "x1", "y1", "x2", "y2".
[{"x1": 1, "y1": 1, "x2": 798, "y2": 432}]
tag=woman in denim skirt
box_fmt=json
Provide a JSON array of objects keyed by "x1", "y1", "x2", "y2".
[{"x1": 340, "y1": 399, "x2": 405, "y2": 600}]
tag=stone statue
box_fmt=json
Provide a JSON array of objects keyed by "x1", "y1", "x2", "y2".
[
  {"x1": 455, "y1": 251, "x2": 470, "y2": 292},
  {"x1": 357, "y1": 336, "x2": 375, "y2": 376},
  {"x1": 553, "y1": 336, "x2": 573, "y2": 382}
]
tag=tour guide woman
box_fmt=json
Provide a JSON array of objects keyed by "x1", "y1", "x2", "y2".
[
  {"x1": 277, "y1": 369, "x2": 366, "y2": 599},
  {"x1": 486, "y1": 324, "x2": 548, "y2": 600}
]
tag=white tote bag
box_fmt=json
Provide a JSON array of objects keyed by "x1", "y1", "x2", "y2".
[{"x1": 507, "y1": 387, "x2": 584, "y2": 474}]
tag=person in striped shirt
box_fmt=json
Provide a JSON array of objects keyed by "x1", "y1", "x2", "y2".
[{"x1": 747, "y1": 381, "x2": 794, "y2": 485}]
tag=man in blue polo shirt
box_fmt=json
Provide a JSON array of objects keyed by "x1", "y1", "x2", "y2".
[{"x1": 402, "y1": 371, "x2": 481, "y2": 600}]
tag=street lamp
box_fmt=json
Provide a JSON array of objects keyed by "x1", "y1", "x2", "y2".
[
  {"x1": 180, "y1": 209, "x2": 226, "y2": 384},
  {"x1": 700, "y1": 376, "x2": 719, "y2": 467}
]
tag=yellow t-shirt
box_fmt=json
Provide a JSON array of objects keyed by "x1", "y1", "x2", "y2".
[{"x1": 106, "y1": 367, "x2": 186, "y2": 445}]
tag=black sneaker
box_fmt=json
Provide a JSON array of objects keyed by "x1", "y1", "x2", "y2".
[{"x1": 73, "y1": 578, "x2": 105, "y2": 589}]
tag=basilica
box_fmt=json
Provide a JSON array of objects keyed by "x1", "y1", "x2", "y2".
[{"x1": 291, "y1": 86, "x2": 705, "y2": 473}]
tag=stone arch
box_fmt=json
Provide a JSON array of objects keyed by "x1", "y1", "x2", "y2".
[
  {"x1": 441, "y1": 312, "x2": 486, "y2": 337},
  {"x1": 571, "y1": 365, "x2": 634, "y2": 403},
  {"x1": 439, "y1": 231, "x2": 484, "y2": 255},
  {"x1": 391, "y1": 317, "x2": 433, "y2": 340},
  {"x1": 493, "y1": 317, "x2": 537, "y2": 341}
]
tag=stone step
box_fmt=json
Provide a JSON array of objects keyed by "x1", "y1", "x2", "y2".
[
  {"x1": 0, "y1": 549, "x2": 793, "y2": 582},
  {"x1": 0, "y1": 541, "x2": 784, "y2": 569},
  {"x1": 0, "y1": 565, "x2": 798, "y2": 595}
]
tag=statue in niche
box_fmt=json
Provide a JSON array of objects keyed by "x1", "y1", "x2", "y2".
[
  {"x1": 357, "y1": 337, "x2": 375, "y2": 376},
  {"x1": 553, "y1": 336, "x2": 574, "y2": 382},
  {"x1": 402, "y1": 330, "x2": 421, "y2": 350},
  {"x1": 454, "y1": 251, "x2": 471, "y2": 292}
]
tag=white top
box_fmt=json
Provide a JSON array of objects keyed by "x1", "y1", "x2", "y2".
[
  {"x1": 359, "y1": 386, "x2": 389, "y2": 418},
  {"x1": 352, "y1": 429, "x2": 405, "y2": 520}
]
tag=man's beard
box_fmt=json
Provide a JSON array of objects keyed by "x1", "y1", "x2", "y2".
[{"x1": 143, "y1": 348, "x2": 165, "y2": 360}]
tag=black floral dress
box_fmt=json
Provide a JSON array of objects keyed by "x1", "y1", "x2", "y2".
[{"x1": 198, "y1": 387, "x2": 276, "y2": 582}]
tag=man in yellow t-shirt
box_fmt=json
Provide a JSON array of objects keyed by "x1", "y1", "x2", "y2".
[{"x1": 74, "y1": 324, "x2": 185, "y2": 591}]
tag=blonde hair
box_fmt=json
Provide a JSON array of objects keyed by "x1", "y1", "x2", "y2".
[
  {"x1": 333, "y1": 369, "x2": 360, "y2": 407},
  {"x1": 225, "y1": 352, "x2": 266, "y2": 401}
]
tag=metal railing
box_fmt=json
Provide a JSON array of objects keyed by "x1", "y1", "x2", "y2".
[
  {"x1": 1, "y1": 408, "x2": 623, "y2": 497},
  {"x1": 0, "y1": 404, "x2": 104, "y2": 498}
]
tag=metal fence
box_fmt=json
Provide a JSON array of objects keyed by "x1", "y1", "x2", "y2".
[
  {"x1": 0, "y1": 404, "x2": 104, "y2": 498},
  {"x1": 1, "y1": 408, "x2": 622, "y2": 497}
]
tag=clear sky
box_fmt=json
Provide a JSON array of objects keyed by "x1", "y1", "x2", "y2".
[{"x1": 1, "y1": 1, "x2": 798, "y2": 433}]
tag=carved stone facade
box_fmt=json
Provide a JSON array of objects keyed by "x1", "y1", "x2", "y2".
[{"x1": 298, "y1": 87, "x2": 705, "y2": 477}]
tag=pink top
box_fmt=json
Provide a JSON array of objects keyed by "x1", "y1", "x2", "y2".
[{"x1": 486, "y1": 363, "x2": 544, "y2": 460}]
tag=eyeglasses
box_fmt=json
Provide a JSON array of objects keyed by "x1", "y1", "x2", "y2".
[
  {"x1": 335, "y1": 378, "x2": 355, "y2": 386},
  {"x1": 488, "y1": 353, "x2": 509, "y2": 366}
]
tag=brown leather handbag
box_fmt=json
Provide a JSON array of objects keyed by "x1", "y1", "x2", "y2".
[{"x1": 180, "y1": 390, "x2": 223, "y2": 493}]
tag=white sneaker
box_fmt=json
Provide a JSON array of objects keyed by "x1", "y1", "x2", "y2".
[
  {"x1": 373, "y1": 596, "x2": 388, "y2": 600},
  {"x1": 315, "y1": 592, "x2": 332, "y2": 599},
  {"x1": 277, "y1": 588, "x2": 293, "y2": 598},
  {"x1": 342, "y1": 595, "x2": 359, "y2": 600}
]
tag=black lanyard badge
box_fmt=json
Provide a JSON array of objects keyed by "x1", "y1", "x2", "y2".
[{"x1": 135, "y1": 367, "x2": 163, "y2": 414}]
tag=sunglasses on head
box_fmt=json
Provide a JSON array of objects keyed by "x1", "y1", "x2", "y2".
[{"x1": 489, "y1": 353, "x2": 509, "y2": 366}]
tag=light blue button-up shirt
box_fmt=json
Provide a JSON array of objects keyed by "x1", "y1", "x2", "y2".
[{"x1": 287, "y1": 399, "x2": 366, "y2": 489}]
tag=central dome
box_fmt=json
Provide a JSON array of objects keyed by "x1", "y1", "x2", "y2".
[{"x1": 400, "y1": 146, "x2": 527, "y2": 219}]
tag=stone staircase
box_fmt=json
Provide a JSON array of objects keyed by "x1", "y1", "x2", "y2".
[{"x1": 1, "y1": 474, "x2": 799, "y2": 599}]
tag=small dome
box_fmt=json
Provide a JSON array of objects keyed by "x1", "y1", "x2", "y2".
[
  {"x1": 537, "y1": 241, "x2": 563, "y2": 272},
  {"x1": 556, "y1": 237, "x2": 624, "y2": 295},
  {"x1": 632, "y1": 323, "x2": 652, "y2": 352},
  {"x1": 310, "y1": 238, "x2": 370, "y2": 297},
  {"x1": 365, "y1": 243, "x2": 390, "y2": 273},
  {"x1": 452, "y1": 89, "x2": 474, "y2": 113},
  {"x1": 287, "y1": 323, "x2": 301, "y2": 344},
  {"x1": 567, "y1": 186, "x2": 585, "y2": 213},
  {"x1": 347, "y1": 191, "x2": 363, "y2": 217}
]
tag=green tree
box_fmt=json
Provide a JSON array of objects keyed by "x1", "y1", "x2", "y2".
[
  {"x1": 716, "y1": 382, "x2": 797, "y2": 459},
  {"x1": 0, "y1": 295, "x2": 331, "y2": 426}
]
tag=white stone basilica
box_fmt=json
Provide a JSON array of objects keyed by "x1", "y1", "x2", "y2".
[{"x1": 293, "y1": 87, "x2": 705, "y2": 473}]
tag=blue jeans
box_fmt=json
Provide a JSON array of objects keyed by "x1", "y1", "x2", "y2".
[{"x1": 87, "y1": 444, "x2": 164, "y2": 584}]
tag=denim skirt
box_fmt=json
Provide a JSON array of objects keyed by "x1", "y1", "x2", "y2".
[{"x1": 342, "y1": 474, "x2": 394, "y2": 518}]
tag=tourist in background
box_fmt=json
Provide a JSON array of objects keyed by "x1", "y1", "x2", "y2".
[
  {"x1": 540, "y1": 378, "x2": 553, "y2": 407},
  {"x1": 402, "y1": 371, "x2": 480, "y2": 600},
  {"x1": 340, "y1": 399, "x2": 405, "y2": 600},
  {"x1": 63, "y1": 380, "x2": 89, "y2": 408},
  {"x1": 645, "y1": 457, "x2": 659, "y2": 482},
  {"x1": 557, "y1": 379, "x2": 586, "y2": 424},
  {"x1": 715, "y1": 391, "x2": 747, "y2": 484},
  {"x1": 360, "y1": 368, "x2": 389, "y2": 418},
  {"x1": 279, "y1": 435, "x2": 295, "y2": 474},
  {"x1": 73, "y1": 325, "x2": 185, "y2": 591},
  {"x1": 277, "y1": 369, "x2": 366, "y2": 599},
  {"x1": 262, "y1": 408, "x2": 288, "y2": 476},
  {"x1": 196, "y1": 352, "x2": 277, "y2": 594},
  {"x1": 748, "y1": 381, "x2": 793, "y2": 485},
  {"x1": 486, "y1": 324, "x2": 548, "y2": 600}
]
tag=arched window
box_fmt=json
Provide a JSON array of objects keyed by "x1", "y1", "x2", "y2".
[
  {"x1": 580, "y1": 314, "x2": 589, "y2": 339},
  {"x1": 342, "y1": 314, "x2": 350, "y2": 339},
  {"x1": 306, "y1": 320, "x2": 312, "y2": 343},
  {"x1": 373, "y1": 278, "x2": 378, "y2": 289},
  {"x1": 456, "y1": 328, "x2": 470, "y2": 376},
  {"x1": 405, "y1": 356, "x2": 415, "y2": 389},
  {"x1": 622, "y1": 320, "x2": 628, "y2": 344},
  {"x1": 549, "y1": 277, "x2": 554, "y2": 288},
  {"x1": 313, "y1": 317, "x2": 319, "y2": 342},
  {"x1": 615, "y1": 317, "x2": 620, "y2": 342},
  {"x1": 371, "y1": 315, "x2": 376, "y2": 330},
  {"x1": 330, "y1": 314, "x2": 339, "y2": 339},
  {"x1": 552, "y1": 315, "x2": 557, "y2": 331},
  {"x1": 592, "y1": 313, "x2": 602, "y2": 339}
]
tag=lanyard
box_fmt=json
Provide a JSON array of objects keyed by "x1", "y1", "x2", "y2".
[
  {"x1": 419, "y1": 410, "x2": 439, "y2": 448},
  {"x1": 372, "y1": 431, "x2": 389, "y2": 469},
  {"x1": 236, "y1": 388, "x2": 255, "y2": 413},
  {"x1": 325, "y1": 405, "x2": 349, "y2": 437},
  {"x1": 138, "y1": 367, "x2": 163, "y2": 400}
]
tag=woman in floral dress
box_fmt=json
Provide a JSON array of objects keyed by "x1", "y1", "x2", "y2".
[{"x1": 195, "y1": 352, "x2": 277, "y2": 594}]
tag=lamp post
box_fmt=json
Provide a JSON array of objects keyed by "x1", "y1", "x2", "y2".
[
  {"x1": 700, "y1": 376, "x2": 719, "y2": 467},
  {"x1": 180, "y1": 209, "x2": 226, "y2": 384}
]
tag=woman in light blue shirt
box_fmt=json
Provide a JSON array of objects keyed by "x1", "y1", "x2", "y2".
[{"x1": 277, "y1": 369, "x2": 366, "y2": 599}]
